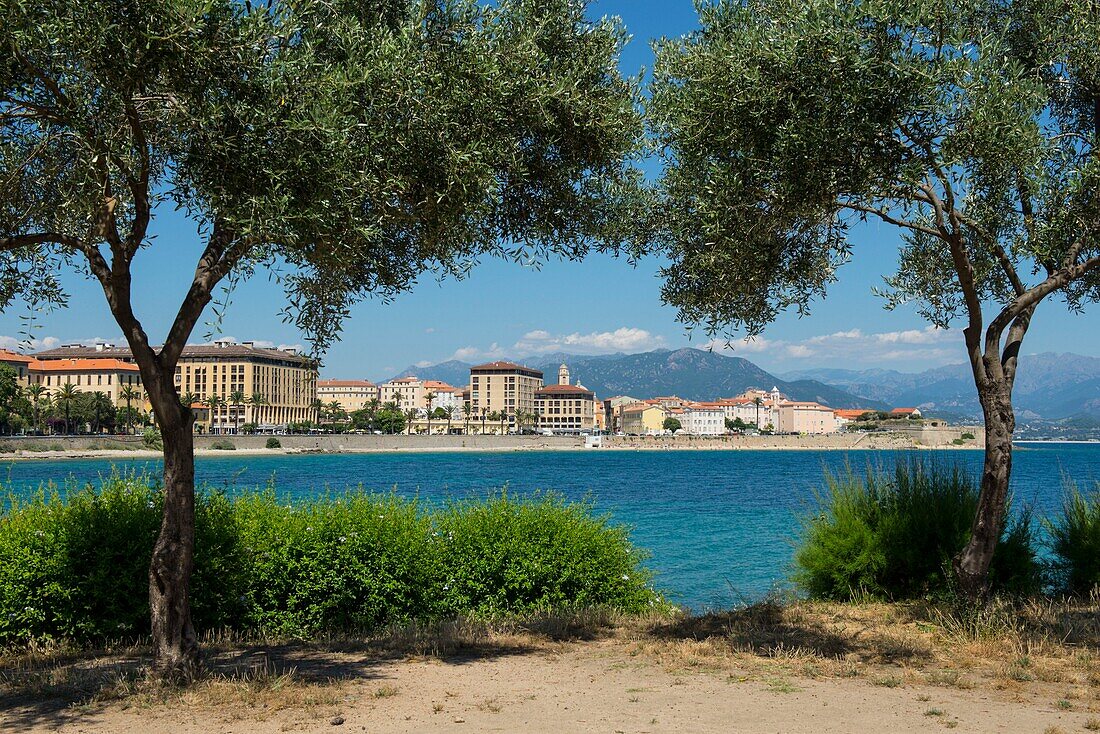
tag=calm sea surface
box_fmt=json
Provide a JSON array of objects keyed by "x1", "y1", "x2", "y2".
[{"x1": 4, "y1": 444, "x2": 1099, "y2": 610}]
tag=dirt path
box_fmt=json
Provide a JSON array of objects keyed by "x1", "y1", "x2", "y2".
[{"x1": 5, "y1": 637, "x2": 1089, "y2": 734}]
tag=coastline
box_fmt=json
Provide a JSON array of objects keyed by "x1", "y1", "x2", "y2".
[{"x1": 0, "y1": 431, "x2": 992, "y2": 462}]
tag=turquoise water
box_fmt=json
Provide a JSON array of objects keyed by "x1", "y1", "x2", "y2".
[{"x1": 4, "y1": 444, "x2": 1100, "y2": 610}]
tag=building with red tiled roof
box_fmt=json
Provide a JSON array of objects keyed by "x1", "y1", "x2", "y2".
[
  {"x1": 535, "y1": 365, "x2": 598, "y2": 434},
  {"x1": 26, "y1": 357, "x2": 144, "y2": 410},
  {"x1": 0, "y1": 348, "x2": 35, "y2": 383},
  {"x1": 890, "y1": 407, "x2": 923, "y2": 418}
]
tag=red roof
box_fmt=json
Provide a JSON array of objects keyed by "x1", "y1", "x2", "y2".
[
  {"x1": 0, "y1": 349, "x2": 34, "y2": 364},
  {"x1": 424, "y1": 380, "x2": 460, "y2": 392},
  {"x1": 30, "y1": 358, "x2": 139, "y2": 373},
  {"x1": 835, "y1": 409, "x2": 872, "y2": 420},
  {"x1": 536, "y1": 384, "x2": 595, "y2": 396},
  {"x1": 891, "y1": 407, "x2": 918, "y2": 414}
]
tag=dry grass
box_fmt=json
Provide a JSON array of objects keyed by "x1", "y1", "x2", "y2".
[
  {"x1": 623, "y1": 595, "x2": 1100, "y2": 704},
  {"x1": 4, "y1": 598, "x2": 1100, "y2": 719}
]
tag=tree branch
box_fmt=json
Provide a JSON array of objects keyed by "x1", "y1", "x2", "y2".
[
  {"x1": 841, "y1": 202, "x2": 942, "y2": 239},
  {"x1": 0, "y1": 232, "x2": 80, "y2": 251}
]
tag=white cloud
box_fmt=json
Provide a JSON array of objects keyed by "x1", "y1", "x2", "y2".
[
  {"x1": 0, "y1": 335, "x2": 61, "y2": 352},
  {"x1": 874, "y1": 326, "x2": 948, "y2": 345},
  {"x1": 424, "y1": 327, "x2": 436, "y2": 334},
  {"x1": 515, "y1": 327, "x2": 665, "y2": 355},
  {"x1": 415, "y1": 360, "x2": 433, "y2": 368},
  {"x1": 704, "y1": 336, "x2": 774, "y2": 354},
  {"x1": 447, "y1": 327, "x2": 665, "y2": 363},
  {"x1": 785, "y1": 345, "x2": 816, "y2": 358}
]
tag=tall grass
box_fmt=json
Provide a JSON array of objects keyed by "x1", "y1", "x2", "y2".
[
  {"x1": 794, "y1": 457, "x2": 1039, "y2": 601},
  {"x1": 0, "y1": 474, "x2": 661, "y2": 646},
  {"x1": 1046, "y1": 479, "x2": 1100, "y2": 596}
]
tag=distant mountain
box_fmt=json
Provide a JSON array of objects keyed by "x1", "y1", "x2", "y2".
[
  {"x1": 394, "y1": 348, "x2": 885, "y2": 410},
  {"x1": 783, "y1": 353, "x2": 1100, "y2": 420}
]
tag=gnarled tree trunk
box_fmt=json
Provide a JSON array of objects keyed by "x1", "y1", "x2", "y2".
[
  {"x1": 133, "y1": 346, "x2": 201, "y2": 679},
  {"x1": 954, "y1": 369, "x2": 1016, "y2": 599}
]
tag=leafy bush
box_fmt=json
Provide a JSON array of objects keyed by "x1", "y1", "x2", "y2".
[
  {"x1": 1046, "y1": 479, "x2": 1100, "y2": 596},
  {"x1": 141, "y1": 425, "x2": 162, "y2": 450},
  {"x1": 265, "y1": 437, "x2": 282, "y2": 449},
  {"x1": 961, "y1": 432, "x2": 976, "y2": 440},
  {"x1": 0, "y1": 480, "x2": 659, "y2": 644},
  {"x1": 0, "y1": 473, "x2": 245, "y2": 643},
  {"x1": 209, "y1": 439, "x2": 236, "y2": 451},
  {"x1": 794, "y1": 458, "x2": 1038, "y2": 601}
]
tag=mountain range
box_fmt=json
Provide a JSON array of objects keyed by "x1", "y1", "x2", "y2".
[
  {"x1": 780, "y1": 352, "x2": 1100, "y2": 420},
  {"x1": 394, "y1": 348, "x2": 888, "y2": 410}
]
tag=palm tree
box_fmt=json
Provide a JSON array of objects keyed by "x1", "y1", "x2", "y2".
[
  {"x1": 365, "y1": 397, "x2": 380, "y2": 431},
  {"x1": 248, "y1": 392, "x2": 268, "y2": 427},
  {"x1": 480, "y1": 406, "x2": 488, "y2": 434},
  {"x1": 56, "y1": 382, "x2": 79, "y2": 434},
  {"x1": 203, "y1": 393, "x2": 225, "y2": 434},
  {"x1": 119, "y1": 384, "x2": 141, "y2": 434},
  {"x1": 488, "y1": 410, "x2": 501, "y2": 435},
  {"x1": 753, "y1": 397, "x2": 763, "y2": 429},
  {"x1": 24, "y1": 383, "x2": 46, "y2": 434},
  {"x1": 326, "y1": 400, "x2": 346, "y2": 430},
  {"x1": 462, "y1": 401, "x2": 473, "y2": 435},
  {"x1": 404, "y1": 408, "x2": 418, "y2": 435},
  {"x1": 228, "y1": 389, "x2": 246, "y2": 434},
  {"x1": 310, "y1": 398, "x2": 323, "y2": 427},
  {"x1": 424, "y1": 392, "x2": 437, "y2": 434},
  {"x1": 88, "y1": 391, "x2": 114, "y2": 434},
  {"x1": 445, "y1": 406, "x2": 453, "y2": 435}
]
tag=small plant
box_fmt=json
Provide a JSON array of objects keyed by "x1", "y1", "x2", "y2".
[
  {"x1": 1046, "y1": 479, "x2": 1100, "y2": 596},
  {"x1": 1083, "y1": 717, "x2": 1100, "y2": 731},
  {"x1": 265, "y1": 437, "x2": 282, "y2": 450},
  {"x1": 794, "y1": 457, "x2": 1039, "y2": 601},
  {"x1": 210, "y1": 439, "x2": 236, "y2": 451},
  {"x1": 924, "y1": 708, "x2": 945, "y2": 717},
  {"x1": 960, "y1": 432, "x2": 976, "y2": 440},
  {"x1": 141, "y1": 425, "x2": 162, "y2": 451}
]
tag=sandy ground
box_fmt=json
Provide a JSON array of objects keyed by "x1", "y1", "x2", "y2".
[{"x1": 3, "y1": 634, "x2": 1093, "y2": 734}]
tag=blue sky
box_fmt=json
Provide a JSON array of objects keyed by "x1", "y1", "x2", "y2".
[{"x1": 2, "y1": 0, "x2": 1098, "y2": 381}]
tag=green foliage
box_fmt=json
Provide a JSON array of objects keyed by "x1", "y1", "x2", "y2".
[
  {"x1": 1046, "y1": 479, "x2": 1100, "y2": 596},
  {"x1": 794, "y1": 458, "x2": 1039, "y2": 600},
  {"x1": 961, "y1": 432, "x2": 976, "y2": 440},
  {"x1": 648, "y1": 0, "x2": 1100, "y2": 339},
  {"x1": 373, "y1": 408, "x2": 406, "y2": 435},
  {"x1": 0, "y1": 480, "x2": 659, "y2": 644},
  {"x1": 209, "y1": 439, "x2": 236, "y2": 451},
  {"x1": 141, "y1": 426, "x2": 162, "y2": 451},
  {"x1": 265, "y1": 437, "x2": 282, "y2": 449},
  {"x1": 0, "y1": 0, "x2": 644, "y2": 355},
  {"x1": 663, "y1": 417, "x2": 682, "y2": 432},
  {"x1": 0, "y1": 474, "x2": 245, "y2": 643}
]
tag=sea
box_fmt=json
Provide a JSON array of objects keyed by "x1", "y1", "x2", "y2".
[{"x1": 4, "y1": 443, "x2": 1099, "y2": 611}]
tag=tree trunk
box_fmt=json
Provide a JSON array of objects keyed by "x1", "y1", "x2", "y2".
[
  {"x1": 953, "y1": 380, "x2": 1015, "y2": 599},
  {"x1": 148, "y1": 411, "x2": 200, "y2": 679}
]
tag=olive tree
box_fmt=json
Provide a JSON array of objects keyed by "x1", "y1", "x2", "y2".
[
  {"x1": 1, "y1": 0, "x2": 641, "y2": 675},
  {"x1": 649, "y1": 0, "x2": 1100, "y2": 597}
]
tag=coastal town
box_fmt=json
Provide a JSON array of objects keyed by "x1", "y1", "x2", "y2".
[{"x1": 0, "y1": 339, "x2": 926, "y2": 437}]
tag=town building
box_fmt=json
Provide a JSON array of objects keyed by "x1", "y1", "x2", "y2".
[
  {"x1": 34, "y1": 340, "x2": 316, "y2": 432},
  {"x1": 535, "y1": 364, "x2": 598, "y2": 434},
  {"x1": 27, "y1": 358, "x2": 143, "y2": 407},
  {"x1": 774, "y1": 401, "x2": 840, "y2": 434},
  {"x1": 621, "y1": 404, "x2": 668, "y2": 435},
  {"x1": 0, "y1": 349, "x2": 34, "y2": 384},
  {"x1": 679, "y1": 403, "x2": 727, "y2": 435},
  {"x1": 603, "y1": 395, "x2": 641, "y2": 433},
  {"x1": 469, "y1": 361, "x2": 543, "y2": 431},
  {"x1": 317, "y1": 379, "x2": 378, "y2": 413},
  {"x1": 424, "y1": 380, "x2": 463, "y2": 414},
  {"x1": 378, "y1": 377, "x2": 424, "y2": 411}
]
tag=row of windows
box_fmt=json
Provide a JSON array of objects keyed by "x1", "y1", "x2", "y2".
[{"x1": 37, "y1": 373, "x2": 140, "y2": 387}]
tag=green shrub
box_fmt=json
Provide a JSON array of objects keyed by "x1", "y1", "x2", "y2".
[
  {"x1": 0, "y1": 481, "x2": 659, "y2": 645},
  {"x1": 141, "y1": 426, "x2": 162, "y2": 451},
  {"x1": 265, "y1": 437, "x2": 282, "y2": 449},
  {"x1": 794, "y1": 458, "x2": 1038, "y2": 601},
  {"x1": 209, "y1": 439, "x2": 236, "y2": 451},
  {"x1": 0, "y1": 473, "x2": 245, "y2": 643},
  {"x1": 1046, "y1": 479, "x2": 1100, "y2": 596},
  {"x1": 961, "y1": 432, "x2": 976, "y2": 440}
]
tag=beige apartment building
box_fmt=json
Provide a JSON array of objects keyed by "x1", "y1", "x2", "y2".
[
  {"x1": 621, "y1": 404, "x2": 667, "y2": 435},
  {"x1": 0, "y1": 349, "x2": 34, "y2": 384},
  {"x1": 775, "y1": 401, "x2": 840, "y2": 434},
  {"x1": 535, "y1": 364, "x2": 598, "y2": 434},
  {"x1": 469, "y1": 361, "x2": 543, "y2": 430},
  {"x1": 34, "y1": 340, "x2": 317, "y2": 432},
  {"x1": 378, "y1": 377, "x2": 425, "y2": 410},
  {"x1": 318, "y1": 379, "x2": 378, "y2": 413},
  {"x1": 27, "y1": 358, "x2": 143, "y2": 406}
]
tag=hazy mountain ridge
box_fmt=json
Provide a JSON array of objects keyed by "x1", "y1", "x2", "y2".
[
  {"x1": 394, "y1": 348, "x2": 886, "y2": 409},
  {"x1": 782, "y1": 353, "x2": 1100, "y2": 420}
]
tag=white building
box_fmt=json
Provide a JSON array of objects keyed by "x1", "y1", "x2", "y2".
[{"x1": 679, "y1": 404, "x2": 727, "y2": 435}]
